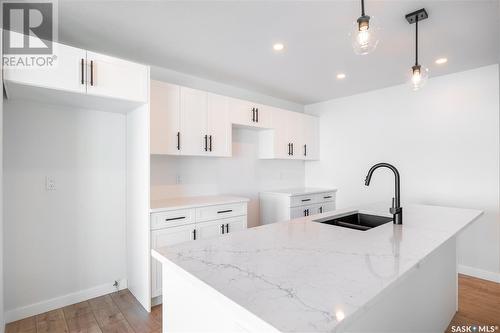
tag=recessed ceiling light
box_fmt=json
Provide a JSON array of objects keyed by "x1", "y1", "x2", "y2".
[
  {"x1": 273, "y1": 43, "x2": 285, "y2": 51},
  {"x1": 336, "y1": 73, "x2": 346, "y2": 80},
  {"x1": 435, "y1": 57, "x2": 448, "y2": 64}
]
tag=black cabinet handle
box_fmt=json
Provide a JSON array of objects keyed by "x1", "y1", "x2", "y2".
[
  {"x1": 221, "y1": 224, "x2": 225, "y2": 234},
  {"x1": 204, "y1": 135, "x2": 208, "y2": 151},
  {"x1": 252, "y1": 108, "x2": 256, "y2": 122},
  {"x1": 193, "y1": 229, "x2": 197, "y2": 240},
  {"x1": 90, "y1": 60, "x2": 94, "y2": 86},
  {"x1": 301, "y1": 198, "x2": 311, "y2": 202},
  {"x1": 291, "y1": 143, "x2": 294, "y2": 155},
  {"x1": 319, "y1": 206, "x2": 323, "y2": 213},
  {"x1": 165, "y1": 216, "x2": 185, "y2": 221},
  {"x1": 304, "y1": 144, "x2": 307, "y2": 156},
  {"x1": 81, "y1": 59, "x2": 85, "y2": 85},
  {"x1": 217, "y1": 209, "x2": 233, "y2": 214},
  {"x1": 303, "y1": 209, "x2": 307, "y2": 216},
  {"x1": 209, "y1": 135, "x2": 212, "y2": 151},
  {"x1": 177, "y1": 132, "x2": 181, "y2": 150},
  {"x1": 323, "y1": 196, "x2": 332, "y2": 199},
  {"x1": 225, "y1": 223, "x2": 229, "y2": 233},
  {"x1": 256, "y1": 108, "x2": 259, "y2": 122},
  {"x1": 306, "y1": 209, "x2": 310, "y2": 216},
  {"x1": 288, "y1": 143, "x2": 291, "y2": 155}
]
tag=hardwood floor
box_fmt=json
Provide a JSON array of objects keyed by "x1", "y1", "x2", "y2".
[
  {"x1": 6, "y1": 274, "x2": 500, "y2": 333},
  {"x1": 6, "y1": 290, "x2": 162, "y2": 333}
]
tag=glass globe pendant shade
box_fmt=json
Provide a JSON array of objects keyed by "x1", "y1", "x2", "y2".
[
  {"x1": 408, "y1": 65, "x2": 429, "y2": 91},
  {"x1": 350, "y1": 15, "x2": 379, "y2": 55}
]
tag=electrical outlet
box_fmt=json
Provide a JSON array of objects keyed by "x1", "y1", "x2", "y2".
[
  {"x1": 176, "y1": 174, "x2": 182, "y2": 184},
  {"x1": 45, "y1": 176, "x2": 56, "y2": 191}
]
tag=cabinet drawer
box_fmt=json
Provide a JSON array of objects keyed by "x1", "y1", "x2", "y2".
[
  {"x1": 151, "y1": 209, "x2": 194, "y2": 230},
  {"x1": 316, "y1": 192, "x2": 336, "y2": 203},
  {"x1": 196, "y1": 202, "x2": 247, "y2": 222},
  {"x1": 290, "y1": 194, "x2": 317, "y2": 207}
]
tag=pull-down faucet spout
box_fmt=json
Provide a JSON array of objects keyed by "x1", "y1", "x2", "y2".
[{"x1": 365, "y1": 163, "x2": 403, "y2": 225}]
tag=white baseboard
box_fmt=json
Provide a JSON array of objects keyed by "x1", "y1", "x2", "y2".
[
  {"x1": 5, "y1": 279, "x2": 127, "y2": 324},
  {"x1": 458, "y1": 264, "x2": 500, "y2": 283}
]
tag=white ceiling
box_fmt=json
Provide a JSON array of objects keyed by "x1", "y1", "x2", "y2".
[{"x1": 58, "y1": 1, "x2": 499, "y2": 105}]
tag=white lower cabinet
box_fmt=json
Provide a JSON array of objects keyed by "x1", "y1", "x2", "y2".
[
  {"x1": 150, "y1": 198, "x2": 248, "y2": 299},
  {"x1": 151, "y1": 224, "x2": 195, "y2": 298},
  {"x1": 260, "y1": 189, "x2": 337, "y2": 225}
]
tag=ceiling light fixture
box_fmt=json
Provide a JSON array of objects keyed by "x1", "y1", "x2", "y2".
[
  {"x1": 351, "y1": 0, "x2": 379, "y2": 55},
  {"x1": 273, "y1": 43, "x2": 285, "y2": 51},
  {"x1": 336, "y1": 73, "x2": 346, "y2": 79},
  {"x1": 406, "y1": 8, "x2": 429, "y2": 91},
  {"x1": 435, "y1": 57, "x2": 448, "y2": 65}
]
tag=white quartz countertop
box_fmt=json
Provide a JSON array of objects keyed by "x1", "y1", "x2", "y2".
[
  {"x1": 150, "y1": 195, "x2": 250, "y2": 213},
  {"x1": 261, "y1": 187, "x2": 337, "y2": 196},
  {"x1": 152, "y1": 203, "x2": 481, "y2": 332}
]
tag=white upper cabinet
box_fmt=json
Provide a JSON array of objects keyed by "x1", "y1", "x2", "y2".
[
  {"x1": 86, "y1": 51, "x2": 148, "y2": 103},
  {"x1": 150, "y1": 82, "x2": 232, "y2": 157},
  {"x1": 303, "y1": 114, "x2": 320, "y2": 160},
  {"x1": 150, "y1": 81, "x2": 180, "y2": 155},
  {"x1": 149, "y1": 80, "x2": 319, "y2": 160},
  {"x1": 4, "y1": 42, "x2": 86, "y2": 94},
  {"x1": 3, "y1": 39, "x2": 149, "y2": 107},
  {"x1": 207, "y1": 93, "x2": 232, "y2": 157},
  {"x1": 259, "y1": 108, "x2": 319, "y2": 161},
  {"x1": 229, "y1": 98, "x2": 272, "y2": 128},
  {"x1": 180, "y1": 87, "x2": 208, "y2": 156}
]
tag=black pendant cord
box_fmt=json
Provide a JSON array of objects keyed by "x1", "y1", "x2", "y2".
[
  {"x1": 361, "y1": 0, "x2": 365, "y2": 16},
  {"x1": 415, "y1": 18, "x2": 419, "y2": 66}
]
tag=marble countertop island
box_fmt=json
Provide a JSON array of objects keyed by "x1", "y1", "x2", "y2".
[{"x1": 152, "y1": 203, "x2": 482, "y2": 332}]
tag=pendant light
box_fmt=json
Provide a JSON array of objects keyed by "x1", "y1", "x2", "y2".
[
  {"x1": 351, "y1": 0, "x2": 379, "y2": 55},
  {"x1": 406, "y1": 8, "x2": 429, "y2": 91}
]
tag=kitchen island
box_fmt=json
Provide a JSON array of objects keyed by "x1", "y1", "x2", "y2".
[{"x1": 151, "y1": 204, "x2": 482, "y2": 332}]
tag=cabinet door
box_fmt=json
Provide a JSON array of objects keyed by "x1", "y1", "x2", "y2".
[
  {"x1": 225, "y1": 216, "x2": 247, "y2": 234},
  {"x1": 196, "y1": 220, "x2": 225, "y2": 240},
  {"x1": 303, "y1": 115, "x2": 320, "y2": 160},
  {"x1": 151, "y1": 225, "x2": 195, "y2": 298},
  {"x1": 86, "y1": 51, "x2": 148, "y2": 102},
  {"x1": 180, "y1": 87, "x2": 208, "y2": 156},
  {"x1": 288, "y1": 112, "x2": 305, "y2": 160},
  {"x1": 271, "y1": 108, "x2": 293, "y2": 159},
  {"x1": 229, "y1": 98, "x2": 271, "y2": 128},
  {"x1": 207, "y1": 93, "x2": 232, "y2": 157},
  {"x1": 4, "y1": 41, "x2": 86, "y2": 94},
  {"x1": 150, "y1": 81, "x2": 181, "y2": 155}
]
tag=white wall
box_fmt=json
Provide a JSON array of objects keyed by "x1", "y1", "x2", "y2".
[
  {"x1": 151, "y1": 128, "x2": 305, "y2": 228},
  {"x1": 3, "y1": 100, "x2": 127, "y2": 319},
  {"x1": 305, "y1": 65, "x2": 500, "y2": 280}
]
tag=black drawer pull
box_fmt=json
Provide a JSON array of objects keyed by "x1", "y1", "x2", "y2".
[
  {"x1": 193, "y1": 229, "x2": 197, "y2": 240},
  {"x1": 221, "y1": 224, "x2": 225, "y2": 234},
  {"x1": 301, "y1": 199, "x2": 311, "y2": 202},
  {"x1": 217, "y1": 209, "x2": 233, "y2": 214},
  {"x1": 323, "y1": 196, "x2": 332, "y2": 199},
  {"x1": 225, "y1": 223, "x2": 229, "y2": 233},
  {"x1": 165, "y1": 216, "x2": 186, "y2": 222}
]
